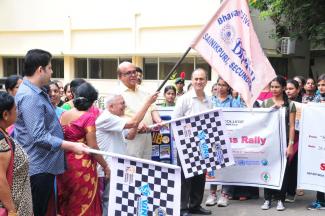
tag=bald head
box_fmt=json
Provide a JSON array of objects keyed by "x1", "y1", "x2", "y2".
[
  {"x1": 117, "y1": 61, "x2": 135, "y2": 74},
  {"x1": 191, "y1": 68, "x2": 208, "y2": 80},
  {"x1": 117, "y1": 61, "x2": 138, "y2": 90}
]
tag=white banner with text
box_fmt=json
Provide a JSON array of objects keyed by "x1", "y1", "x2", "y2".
[
  {"x1": 298, "y1": 103, "x2": 325, "y2": 193},
  {"x1": 206, "y1": 108, "x2": 287, "y2": 190}
]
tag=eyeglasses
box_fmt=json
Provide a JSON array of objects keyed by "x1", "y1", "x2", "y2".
[{"x1": 120, "y1": 70, "x2": 137, "y2": 77}]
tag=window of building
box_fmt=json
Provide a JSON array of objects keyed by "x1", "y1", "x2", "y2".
[
  {"x1": 3, "y1": 57, "x2": 63, "y2": 78},
  {"x1": 75, "y1": 57, "x2": 131, "y2": 79},
  {"x1": 143, "y1": 56, "x2": 212, "y2": 81},
  {"x1": 269, "y1": 57, "x2": 288, "y2": 78},
  {"x1": 89, "y1": 58, "x2": 118, "y2": 79},
  {"x1": 143, "y1": 58, "x2": 158, "y2": 80},
  {"x1": 75, "y1": 58, "x2": 88, "y2": 78},
  {"x1": 159, "y1": 57, "x2": 194, "y2": 80},
  {"x1": 3, "y1": 58, "x2": 18, "y2": 76},
  {"x1": 51, "y1": 59, "x2": 64, "y2": 78}
]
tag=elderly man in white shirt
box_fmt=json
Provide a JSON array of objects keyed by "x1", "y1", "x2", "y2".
[
  {"x1": 116, "y1": 61, "x2": 162, "y2": 159},
  {"x1": 173, "y1": 68, "x2": 213, "y2": 216},
  {"x1": 96, "y1": 91, "x2": 158, "y2": 216}
]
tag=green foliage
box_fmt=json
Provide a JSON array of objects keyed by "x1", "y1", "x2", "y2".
[{"x1": 250, "y1": 0, "x2": 325, "y2": 46}]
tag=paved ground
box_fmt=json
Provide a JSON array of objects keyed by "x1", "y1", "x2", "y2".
[{"x1": 191, "y1": 189, "x2": 325, "y2": 216}]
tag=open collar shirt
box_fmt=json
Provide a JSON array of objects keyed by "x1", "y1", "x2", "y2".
[
  {"x1": 14, "y1": 78, "x2": 65, "y2": 176},
  {"x1": 173, "y1": 89, "x2": 213, "y2": 119}
]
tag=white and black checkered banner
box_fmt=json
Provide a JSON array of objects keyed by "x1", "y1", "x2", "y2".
[
  {"x1": 107, "y1": 152, "x2": 181, "y2": 216},
  {"x1": 171, "y1": 108, "x2": 235, "y2": 178}
]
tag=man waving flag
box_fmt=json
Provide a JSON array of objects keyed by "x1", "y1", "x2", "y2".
[{"x1": 191, "y1": 0, "x2": 276, "y2": 107}]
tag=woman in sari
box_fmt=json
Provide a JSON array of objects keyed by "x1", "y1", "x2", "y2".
[
  {"x1": 57, "y1": 82, "x2": 110, "y2": 216},
  {"x1": 0, "y1": 92, "x2": 33, "y2": 216}
]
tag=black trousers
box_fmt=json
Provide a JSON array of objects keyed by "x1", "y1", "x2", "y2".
[
  {"x1": 286, "y1": 153, "x2": 298, "y2": 196},
  {"x1": 317, "y1": 191, "x2": 325, "y2": 203},
  {"x1": 30, "y1": 173, "x2": 55, "y2": 216},
  {"x1": 264, "y1": 155, "x2": 293, "y2": 202},
  {"x1": 178, "y1": 156, "x2": 205, "y2": 210}
]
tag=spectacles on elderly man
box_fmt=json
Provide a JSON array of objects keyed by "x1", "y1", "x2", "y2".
[{"x1": 120, "y1": 70, "x2": 137, "y2": 77}]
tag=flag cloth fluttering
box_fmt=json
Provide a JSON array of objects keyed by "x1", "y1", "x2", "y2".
[{"x1": 191, "y1": 0, "x2": 276, "y2": 107}]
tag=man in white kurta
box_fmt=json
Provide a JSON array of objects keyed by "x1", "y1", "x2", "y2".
[{"x1": 117, "y1": 62, "x2": 162, "y2": 159}]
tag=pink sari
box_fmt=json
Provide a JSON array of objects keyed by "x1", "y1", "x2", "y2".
[{"x1": 57, "y1": 112, "x2": 101, "y2": 216}]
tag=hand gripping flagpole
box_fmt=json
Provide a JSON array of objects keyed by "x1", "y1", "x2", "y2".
[{"x1": 156, "y1": 47, "x2": 192, "y2": 92}]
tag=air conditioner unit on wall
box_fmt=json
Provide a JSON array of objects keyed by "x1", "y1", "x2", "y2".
[{"x1": 280, "y1": 37, "x2": 296, "y2": 55}]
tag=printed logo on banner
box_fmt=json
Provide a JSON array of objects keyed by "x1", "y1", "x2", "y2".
[
  {"x1": 220, "y1": 24, "x2": 235, "y2": 44},
  {"x1": 124, "y1": 166, "x2": 136, "y2": 185},
  {"x1": 183, "y1": 124, "x2": 192, "y2": 138},
  {"x1": 236, "y1": 159, "x2": 260, "y2": 166},
  {"x1": 260, "y1": 172, "x2": 271, "y2": 183},
  {"x1": 261, "y1": 159, "x2": 268, "y2": 166},
  {"x1": 197, "y1": 131, "x2": 209, "y2": 159},
  {"x1": 154, "y1": 208, "x2": 167, "y2": 216},
  {"x1": 136, "y1": 183, "x2": 152, "y2": 216}
]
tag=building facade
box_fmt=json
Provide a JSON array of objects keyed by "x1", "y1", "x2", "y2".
[{"x1": 0, "y1": 0, "x2": 323, "y2": 94}]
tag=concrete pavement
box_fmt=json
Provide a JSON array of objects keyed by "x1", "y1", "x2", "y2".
[{"x1": 192, "y1": 189, "x2": 324, "y2": 216}]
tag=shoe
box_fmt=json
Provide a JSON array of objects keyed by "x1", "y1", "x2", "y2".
[
  {"x1": 261, "y1": 200, "x2": 271, "y2": 210},
  {"x1": 285, "y1": 195, "x2": 295, "y2": 203},
  {"x1": 307, "y1": 201, "x2": 325, "y2": 210},
  {"x1": 276, "y1": 200, "x2": 285, "y2": 211},
  {"x1": 188, "y1": 206, "x2": 212, "y2": 215},
  {"x1": 217, "y1": 195, "x2": 229, "y2": 207},
  {"x1": 205, "y1": 193, "x2": 217, "y2": 206}
]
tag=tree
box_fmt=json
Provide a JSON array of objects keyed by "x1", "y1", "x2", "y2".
[{"x1": 250, "y1": 0, "x2": 325, "y2": 46}]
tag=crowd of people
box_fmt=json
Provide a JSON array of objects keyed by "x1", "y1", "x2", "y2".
[{"x1": 0, "y1": 48, "x2": 324, "y2": 216}]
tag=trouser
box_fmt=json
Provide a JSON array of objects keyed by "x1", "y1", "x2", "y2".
[
  {"x1": 99, "y1": 177, "x2": 110, "y2": 216},
  {"x1": 317, "y1": 191, "x2": 325, "y2": 203},
  {"x1": 264, "y1": 157, "x2": 291, "y2": 202},
  {"x1": 178, "y1": 156, "x2": 205, "y2": 210},
  {"x1": 286, "y1": 153, "x2": 298, "y2": 196},
  {"x1": 30, "y1": 173, "x2": 55, "y2": 216}
]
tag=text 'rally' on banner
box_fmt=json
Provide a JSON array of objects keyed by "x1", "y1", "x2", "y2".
[
  {"x1": 206, "y1": 108, "x2": 287, "y2": 190},
  {"x1": 191, "y1": 0, "x2": 276, "y2": 107}
]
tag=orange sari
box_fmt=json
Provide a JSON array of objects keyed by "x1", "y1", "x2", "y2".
[{"x1": 57, "y1": 112, "x2": 101, "y2": 216}]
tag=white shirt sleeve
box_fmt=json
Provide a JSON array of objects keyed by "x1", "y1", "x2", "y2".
[{"x1": 96, "y1": 110, "x2": 126, "y2": 132}]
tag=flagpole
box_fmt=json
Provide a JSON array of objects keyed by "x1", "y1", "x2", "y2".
[
  {"x1": 87, "y1": 148, "x2": 180, "y2": 169},
  {"x1": 156, "y1": 47, "x2": 192, "y2": 91}
]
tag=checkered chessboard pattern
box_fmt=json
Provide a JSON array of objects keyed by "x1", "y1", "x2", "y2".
[
  {"x1": 171, "y1": 109, "x2": 234, "y2": 178},
  {"x1": 108, "y1": 156, "x2": 181, "y2": 216}
]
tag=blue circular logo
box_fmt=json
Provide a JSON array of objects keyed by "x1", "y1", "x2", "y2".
[
  {"x1": 261, "y1": 159, "x2": 268, "y2": 166},
  {"x1": 220, "y1": 24, "x2": 235, "y2": 44}
]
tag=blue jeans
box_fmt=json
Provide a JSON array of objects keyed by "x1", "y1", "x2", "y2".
[{"x1": 99, "y1": 177, "x2": 110, "y2": 216}]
